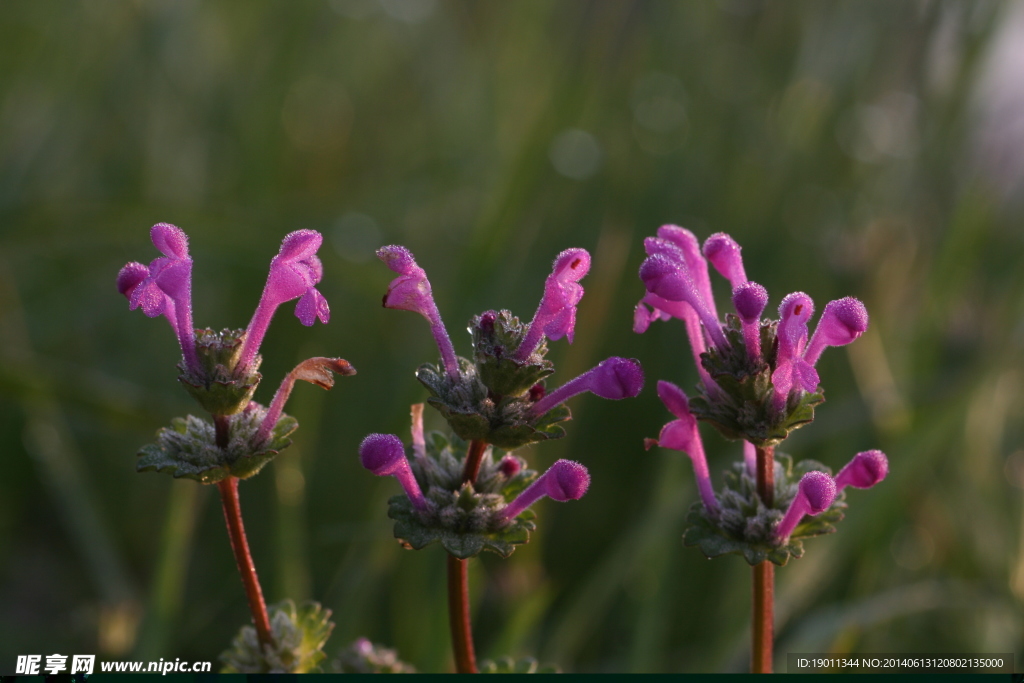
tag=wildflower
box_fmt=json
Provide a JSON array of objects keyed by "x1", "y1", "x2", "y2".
[
  {"x1": 645, "y1": 381, "x2": 719, "y2": 516},
  {"x1": 376, "y1": 245, "x2": 643, "y2": 450},
  {"x1": 529, "y1": 357, "x2": 644, "y2": 416},
  {"x1": 119, "y1": 225, "x2": 334, "y2": 417},
  {"x1": 117, "y1": 223, "x2": 201, "y2": 376},
  {"x1": 123, "y1": 225, "x2": 353, "y2": 483},
  {"x1": 359, "y1": 434, "x2": 428, "y2": 511},
  {"x1": 367, "y1": 243, "x2": 637, "y2": 674},
  {"x1": 514, "y1": 248, "x2": 591, "y2": 360},
  {"x1": 835, "y1": 450, "x2": 888, "y2": 491},
  {"x1": 772, "y1": 294, "x2": 869, "y2": 414},
  {"x1": 637, "y1": 225, "x2": 884, "y2": 568},
  {"x1": 773, "y1": 471, "x2": 837, "y2": 543},
  {"x1": 499, "y1": 460, "x2": 590, "y2": 522},
  {"x1": 771, "y1": 292, "x2": 819, "y2": 414},
  {"x1": 121, "y1": 225, "x2": 350, "y2": 671},
  {"x1": 237, "y1": 230, "x2": 331, "y2": 375},
  {"x1": 636, "y1": 226, "x2": 870, "y2": 445},
  {"x1": 378, "y1": 245, "x2": 459, "y2": 380}
]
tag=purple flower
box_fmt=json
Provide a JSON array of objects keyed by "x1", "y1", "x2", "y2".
[
  {"x1": 635, "y1": 229, "x2": 732, "y2": 394},
  {"x1": 773, "y1": 471, "x2": 836, "y2": 543},
  {"x1": 770, "y1": 292, "x2": 819, "y2": 413},
  {"x1": 804, "y1": 297, "x2": 870, "y2": 366},
  {"x1": 656, "y1": 226, "x2": 717, "y2": 321},
  {"x1": 770, "y1": 293, "x2": 870, "y2": 414},
  {"x1": 530, "y1": 357, "x2": 644, "y2": 416},
  {"x1": 646, "y1": 380, "x2": 720, "y2": 516},
  {"x1": 117, "y1": 223, "x2": 201, "y2": 376},
  {"x1": 237, "y1": 230, "x2": 330, "y2": 374},
  {"x1": 376, "y1": 245, "x2": 460, "y2": 380},
  {"x1": 702, "y1": 232, "x2": 747, "y2": 288},
  {"x1": 499, "y1": 459, "x2": 590, "y2": 522},
  {"x1": 639, "y1": 253, "x2": 728, "y2": 351},
  {"x1": 515, "y1": 248, "x2": 591, "y2": 361},
  {"x1": 359, "y1": 433, "x2": 428, "y2": 511},
  {"x1": 636, "y1": 227, "x2": 873, "y2": 427},
  {"x1": 834, "y1": 450, "x2": 888, "y2": 491},
  {"x1": 732, "y1": 282, "x2": 768, "y2": 365}
]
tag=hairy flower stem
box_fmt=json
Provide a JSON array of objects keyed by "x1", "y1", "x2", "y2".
[
  {"x1": 214, "y1": 415, "x2": 272, "y2": 649},
  {"x1": 752, "y1": 444, "x2": 775, "y2": 673},
  {"x1": 447, "y1": 554, "x2": 478, "y2": 673},
  {"x1": 461, "y1": 438, "x2": 489, "y2": 485}
]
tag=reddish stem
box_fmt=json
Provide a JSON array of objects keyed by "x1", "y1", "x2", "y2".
[
  {"x1": 461, "y1": 439, "x2": 488, "y2": 485},
  {"x1": 752, "y1": 561, "x2": 774, "y2": 673},
  {"x1": 447, "y1": 554, "x2": 478, "y2": 673},
  {"x1": 214, "y1": 414, "x2": 272, "y2": 649},
  {"x1": 447, "y1": 439, "x2": 488, "y2": 673},
  {"x1": 752, "y1": 444, "x2": 775, "y2": 673}
]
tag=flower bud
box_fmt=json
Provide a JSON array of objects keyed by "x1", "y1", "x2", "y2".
[
  {"x1": 499, "y1": 460, "x2": 590, "y2": 521},
  {"x1": 359, "y1": 434, "x2": 427, "y2": 510},
  {"x1": 498, "y1": 455, "x2": 522, "y2": 478},
  {"x1": 703, "y1": 232, "x2": 747, "y2": 287},
  {"x1": 732, "y1": 281, "x2": 769, "y2": 364},
  {"x1": 530, "y1": 357, "x2": 644, "y2": 415},
  {"x1": 774, "y1": 471, "x2": 836, "y2": 542},
  {"x1": 834, "y1": 450, "x2": 888, "y2": 491},
  {"x1": 803, "y1": 297, "x2": 870, "y2": 366}
]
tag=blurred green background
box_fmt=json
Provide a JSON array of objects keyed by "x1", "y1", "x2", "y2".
[{"x1": 2, "y1": 0, "x2": 1023, "y2": 673}]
